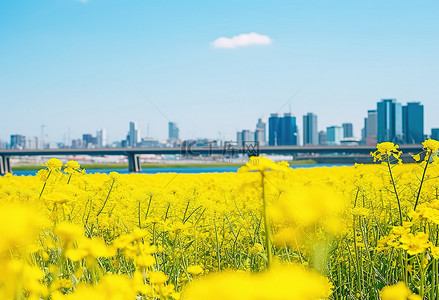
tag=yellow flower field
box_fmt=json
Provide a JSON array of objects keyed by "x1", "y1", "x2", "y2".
[{"x1": 2, "y1": 140, "x2": 439, "y2": 299}]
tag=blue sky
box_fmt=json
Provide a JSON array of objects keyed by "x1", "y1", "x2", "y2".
[{"x1": 1, "y1": 0, "x2": 438, "y2": 144}]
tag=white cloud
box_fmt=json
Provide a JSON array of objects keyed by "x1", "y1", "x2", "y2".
[{"x1": 211, "y1": 32, "x2": 272, "y2": 49}]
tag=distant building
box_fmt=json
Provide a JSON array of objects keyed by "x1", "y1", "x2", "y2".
[
  {"x1": 402, "y1": 102, "x2": 424, "y2": 144},
  {"x1": 71, "y1": 139, "x2": 83, "y2": 149},
  {"x1": 10, "y1": 134, "x2": 26, "y2": 149},
  {"x1": 268, "y1": 114, "x2": 281, "y2": 146},
  {"x1": 326, "y1": 126, "x2": 343, "y2": 145},
  {"x1": 25, "y1": 137, "x2": 42, "y2": 149},
  {"x1": 139, "y1": 137, "x2": 161, "y2": 148},
  {"x1": 96, "y1": 129, "x2": 107, "y2": 148},
  {"x1": 318, "y1": 130, "x2": 327, "y2": 145},
  {"x1": 269, "y1": 113, "x2": 298, "y2": 146},
  {"x1": 342, "y1": 123, "x2": 353, "y2": 138},
  {"x1": 168, "y1": 122, "x2": 179, "y2": 140},
  {"x1": 364, "y1": 110, "x2": 377, "y2": 146},
  {"x1": 303, "y1": 113, "x2": 318, "y2": 145},
  {"x1": 256, "y1": 118, "x2": 266, "y2": 146},
  {"x1": 432, "y1": 129, "x2": 439, "y2": 140},
  {"x1": 127, "y1": 121, "x2": 140, "y2": 147},
  {"x1": 237, "y1": 130, "x2": 254, "y2": 147},
  {"x1": 377, "y1": 99, "x2": 403, "y2": 143},
  {"x1": 82, "y1": 134, "x2": 96, "y2": 148}
]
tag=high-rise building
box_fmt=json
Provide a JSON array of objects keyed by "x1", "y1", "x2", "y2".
[
  {"x1": 128, "y1": 122, "x2": 140, "y2": 147},
  {"x1": 432, "y1": 129, "x2": 439, "y2": 141},
  {"x1": 168, "y1": 122, "x2": 179, "y2": 140},
  {"x1": 269, "y1": 113, "x2": 298, "y2": 146},
  {"x1": 377, "y1": 99, "x2": 403, "y2": 143},
  {"x1": 326, "y1": 126, "x2": 343, "y2": 145},
  {"x1": 96, "y1": 129, "x2": 107, "y2": 148},
  {"x1": 236, "y1": 131, "x2": 243, "y2": 147},
  {"x1": 280, "y1": 113, "x2": 297, "y2": 146},
  {"x1": 237, "y1": 130, "x2": 254, "y2": 146},
  {"x1": 82, "y1": 134, "x2": 97, "y2": 148},
  {"x1": 269, "y1": 114, "x2": 281, "y2": 146},
  {"x1": 364, "y1": 110, "x2": 378, "y2": 145},
  {"x1": 303, "y1": 113, "x2": 318, "y2": 145},
  {"x1": 10, "y1": 134, "x2": 26, "y2": 149},
  {"x1": 318, "y1": 130, "x2": 327, "y2": 146},
  {"x1": 256, "y1": 118, "x2": 266, "y2": 146},
  {"x1": 342, "y1": 123, "x2": 353, "y2": 138},
  {"x1": 402, "y1": 102, "x2": 424, "y2": 144}
]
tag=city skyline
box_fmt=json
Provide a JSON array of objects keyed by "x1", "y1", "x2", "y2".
[
  {"x1": 4, "y1": 98, "x2": 434, "y2": 150},
  {"x1": 1, "y1": 1, "x2": 438, "y2": 142}
]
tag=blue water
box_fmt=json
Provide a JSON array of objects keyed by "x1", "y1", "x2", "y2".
[{"x1": 11, "y1": 164, "x2": 351, "y2": 176}]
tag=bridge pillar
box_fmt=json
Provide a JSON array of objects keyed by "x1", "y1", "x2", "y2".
[
  {"x1": 0, "y1": 156, "x2": 12, "y2": 175},
  {"x1": 128, "y1": 154, "x2": 142, "y2": 172}
]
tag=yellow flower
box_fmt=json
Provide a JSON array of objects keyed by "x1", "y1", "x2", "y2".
[
  {"x1": 148, "y1": 271, "x2": 168, "y2": 285},
  {"x1": 399, "y1": 232, "x2": 430, "y2": 255},
  {"x1": 422, "y1": 138, "x2": 439, "y2": 154},
  {"x1": 370, "y1": 142, "x2": 402, "y2": 163},
  {"x1": 380, "y1": 282, "x2": 421, "y2": 300},
  {"x1": 187, "y1": 265, "x2": 204, "y2": 276},
  {"x1": 182, "y1": 264, "x2": 333, "y2": 300},
  {"x1": 238, "y1": 156, "x2": 290, "y2": 173},
  {"x1": 64, "y1": 160, "x2": 80, "y2": 174},
  {"x1": 42, "y1": 158, "x2": 63, "y2": 171}
]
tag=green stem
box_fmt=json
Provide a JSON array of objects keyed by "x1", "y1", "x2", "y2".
[
  {"x1": 39, "y1": 170, "x2": 52, "y2": 199},
  {"x1": 96, "y1": 179, "x2": 114, "y2": 217},
  {"x1": 261, "y1": 171, "x2": 273, "y2": 267},
  {"x1": 387, "y1": 157, "x2": 403, "y2": 226},
  {"x1": 414, "y1": 152, "x2": 432, "y2": 211}
]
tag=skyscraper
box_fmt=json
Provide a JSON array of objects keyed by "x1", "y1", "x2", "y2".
[
  {"x1": 303, "y1": 113, "x2": 318, "y2": 145},
  {"x1": 269, "y1": 113, "x2": 297, "y2": 146},
  {"x1": 377, "y1": 99, "x2": 403, "y2": 143},
  {"x1": 268, "y1": 114, "x2": 281, "y2": 146},
  {"x1": 402, "y1": 102, "x2": 424, "y2": 144},
  {"x1": 96, "y1": 129, "x2": 107, "y2": 148},
  {"x1": 280, "y1": 113, "x2": 297, "y2": 145},
  {"x1": 128, "y1": 121, "x2": 139, "y2": 147},
  {"x1": 342, "y1": 123, "x2": 353, "y2": 138},
  {"x1": 256, "y1": 118, "x2": 266, "y2": 146},
  {"x1": 326, "y1": 126, "x2": 343, "y2": 145},
  {"x1": 432, "y1": 129, "x2": 439, "y2": 141},
  {"x1": 365, "y1": 110, "x2": 377, "y2": 146},
  {"x1": 168, "y1": 122, "x2": 179, "y2": 140},
  {"x1": 10, "y1": 134, "x2": 26, "y2": 149}
]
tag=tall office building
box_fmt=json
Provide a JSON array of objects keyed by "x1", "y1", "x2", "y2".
[
  {"x1": 168, "y1": 122, "x2": 179, "y2": 140},
  {"x1": 82, "y1": 134, "x2": 95, "y2": 148},
  {"x1": 377, "y1": 99, "x2": 403, "y2": 143},
  {"x1": 10, "y1": 134, "x2": 26, "y2": 149},
  {"x1": 256, "y1": 118, "x2": 267, "y2": 146},
  {"x1": 268, "y1": 114, "x2": 281, "y2": 146},
  {"x1": 269, "y1": 113, "x2": 298, "y2": 146},
  {"x1": 318, "y1": 130, "x2": 327, "y2": 145},
  {"x1": 432, "y1": 129, "x2": 439, "y2": 141},
  {"x1": 326, "y1": 126, "x2": 343, "y2": 145},
  {"x1": 342, "y1": 123, "x2": 353, "y2": 138},
  {"x1": 96, "y1": 129, "x2": 107, "y2": 148},
  {"x1": 303, "y1": 113, "x2": 318, "y2": 145},
  {"x1": 128, "y1": 121, "x2": 140, "y2": 147},
  {"x1": 280, "y1": 113, "x2": 297, "y2": 145},
  {"x1": 364, "y1": 110, "x2": 377, "y2": 145},
  {"x1": 237, "y1": 130, "x2": 254, "y2": 146},
  {"x1": 402, "y1": 102, "x2": 424, "y2": 144}
]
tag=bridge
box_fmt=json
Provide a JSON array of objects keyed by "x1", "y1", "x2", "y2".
[{"x1": 0, "y1": 144, "x2": 423, "y2": 175}]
